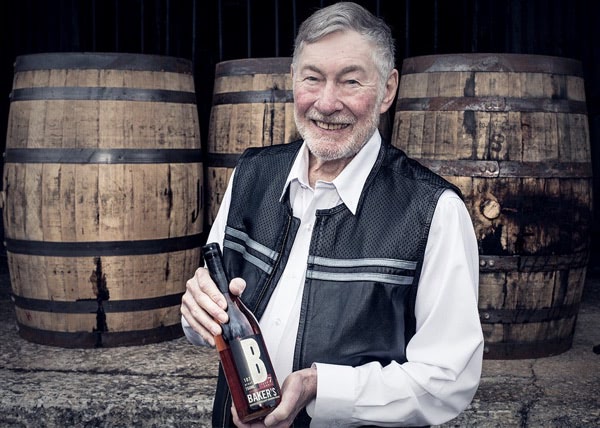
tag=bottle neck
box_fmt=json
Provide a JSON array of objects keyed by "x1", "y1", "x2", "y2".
[
  {"x1": 202, "y1": 244, "x2": 229, "y2": 294},
  {"x1": 208, "y1": 260, "x2": 237, "y2": 308},
  {"x1": 208, "y1": 261, "x2": 230, "y2": 295}
]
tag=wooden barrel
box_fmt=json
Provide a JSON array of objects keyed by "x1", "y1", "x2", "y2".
[
  {"x1": 2, "y1": 53, "x2": 203, "y2": 348},
  {"x1": 391, "y1": 53, "x2": 593, "y2": 359},
  {"x1": 206, "y1": 57, "x2": 299, "y2": 227}
]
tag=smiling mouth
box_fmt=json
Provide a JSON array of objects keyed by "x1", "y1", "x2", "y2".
[{"x1": 314, "y1": 120, "x2": 349, "y2": 130}]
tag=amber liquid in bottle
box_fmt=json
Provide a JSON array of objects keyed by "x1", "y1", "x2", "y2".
[{"x1": 202, "y1": 243, "x2": 282, "y2": 423}]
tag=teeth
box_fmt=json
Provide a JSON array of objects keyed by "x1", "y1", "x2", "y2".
[{"x1": 315, "y1": 121, "x2": 347, "y2": 130}]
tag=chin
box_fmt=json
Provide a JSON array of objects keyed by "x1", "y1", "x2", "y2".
[{"x1": 308, "y1": 142, "x2": 356, "y2": 161}]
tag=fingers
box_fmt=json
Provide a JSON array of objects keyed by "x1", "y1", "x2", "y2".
[
  {"x1": 180, "y1": 294, "x2": 217, "y2": 346},
  {"x1": 195, "y1": 267, "x2": 228, "y2": 313},
  {"x1": 231, "y1": 406, "x2": 265, "y2": 428},
  {"x1": 262, "y1": 368, "x2": 318, "y2": 427},
  {"x1": 180, "y1": 266, "x2": 249, "y2": 343},
  {"x1": 229, "y1": 277, "x2": 247, "y2": 297},
  {"x1": 262, "y1": 402, "x2": 294, "y2": 427},
  {"x1": 180, "y1": 267, "x2": 229, "y2": 342}
]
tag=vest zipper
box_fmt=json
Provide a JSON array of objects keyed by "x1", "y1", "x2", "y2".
[{"x1": 252, "y1": 212, "x2": 294, "y2": 313}]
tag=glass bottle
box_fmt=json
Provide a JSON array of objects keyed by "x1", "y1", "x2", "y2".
[{"x1": 201, "y1": 242, "x2": 282, "y2": 422}]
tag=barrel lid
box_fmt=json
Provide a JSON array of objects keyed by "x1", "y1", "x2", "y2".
[
  {"x1": 14, "y1": 52, "x2": 193, "y2": 74},
  {"x1": 401, "y1": 53, "x2": 583, "y2": 76},
  {"x1": 215, "y1": 57, "x2": 292, "y2": 77}
]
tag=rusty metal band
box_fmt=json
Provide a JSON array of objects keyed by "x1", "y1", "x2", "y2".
[
  {"x1": 11, "y1": 87, "x2": 197, "y2": 103},
  {"x1": 15, "y1": 322, "x2": 184, "y2": 348},
  {"x1": 479, "y1": 303, "x2": 579, "y2": 324},
  {"x1": 4, "y1": 234, "x2": 203, "y2": 257},
  {"x1": 4, "y1": 148, "x2": 202, "y2": 164},
  {"x1": 483, "y1": 336, "x2": 573, "y2": 360},
  {"x1": 15, "y1": 52, "x2": 192, "y2": 73},
  {"x1": 12, "y1": 292, "x2": 184, "y2": 313},
  {"x1": 212, "y1": 89, "x2": 293, "y2": 105},
  {"x1": 413, "y1": 159, "x2": 593, "y2": 178},
  {"x1": 478, "y1": 252, "x2": 590, "y2": 272},
  {"x1": 401, "y1": 54, "x2": 583, "y2": 76},
  {"x1": 395, "y1": 97, "x2": 588, "y2": 114},
  {"x1": 215, "y1": 57, "x2": 292, "y2": 76}
]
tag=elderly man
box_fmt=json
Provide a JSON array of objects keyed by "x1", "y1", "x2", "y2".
[{"x1": 181, "y1": 2, "x2": 483, "y2": 427}]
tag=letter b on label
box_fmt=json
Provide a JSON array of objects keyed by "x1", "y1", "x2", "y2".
[{"x1": 240, "y1": 338, "x2": 267, "y2": 384}]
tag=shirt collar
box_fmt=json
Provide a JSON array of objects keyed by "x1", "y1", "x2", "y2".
[{"x1": 280, "y1": 130, "x2": 382, "y2": 215}]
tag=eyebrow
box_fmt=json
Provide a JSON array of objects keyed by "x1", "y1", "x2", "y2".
[
  {"x1": 300, "y1": 64, "x2": 367, "y2": 77},
  {"x1": 338, "y1": 65, "x2": 367, "y2": 75}
]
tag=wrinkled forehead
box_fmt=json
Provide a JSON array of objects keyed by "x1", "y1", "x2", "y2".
[{"x1": 294, "y1": 30, "x2": 378, "y2": 70}]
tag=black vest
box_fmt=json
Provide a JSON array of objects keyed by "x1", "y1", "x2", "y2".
[{"x1": 212, "y1": 140, "x2": 459, "y2": 427}]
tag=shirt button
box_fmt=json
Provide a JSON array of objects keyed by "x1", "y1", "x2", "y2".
[{"x1": 275, "y1": 318, "x2": 282, "y2": 326}]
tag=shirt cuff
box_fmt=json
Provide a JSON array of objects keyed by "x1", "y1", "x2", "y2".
[{"x1": 308, "y1": 362, "x2": 356, "y2": 426}]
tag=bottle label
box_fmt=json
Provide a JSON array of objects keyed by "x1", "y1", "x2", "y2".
[{"x1": 230, "y1": 335, "x2": 281, "y2": 408}]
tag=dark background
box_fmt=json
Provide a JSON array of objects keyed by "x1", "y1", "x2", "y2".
[{"x1": 1, "y1": 0, "x2": 599, "y2": 269}]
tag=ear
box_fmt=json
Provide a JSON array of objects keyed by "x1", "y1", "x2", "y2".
[{"x1": 379, "y1": 69, "x2": 399, "y2": 114}]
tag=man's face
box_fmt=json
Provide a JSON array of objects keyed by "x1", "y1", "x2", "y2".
[{"x1": 292, "y1": 30, "x2": 387, "y2": 161}]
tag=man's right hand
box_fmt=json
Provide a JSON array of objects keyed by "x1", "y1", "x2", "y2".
[{"x1": 180, "y1": 266, "x2": 246, "y2": 346}]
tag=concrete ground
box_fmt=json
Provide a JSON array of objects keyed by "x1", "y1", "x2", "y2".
[{"x1": 0, "y1": 256, "x2": 599, "y2": 428}]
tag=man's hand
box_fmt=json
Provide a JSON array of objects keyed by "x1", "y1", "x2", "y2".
[
  {"x1": 180, "y1": 266, "x2": 246, "y2": 346},
  {"x1": 232, "y1": 366, "x2": 318, "y2": 427}
]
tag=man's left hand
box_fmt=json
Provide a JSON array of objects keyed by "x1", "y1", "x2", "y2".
[{"x1": 232, "y1": 366, "x2": 318, "y2": 427}]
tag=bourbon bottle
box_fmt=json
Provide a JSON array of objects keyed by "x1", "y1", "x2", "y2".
[{"x1": 201, "y1": 242, "x2": 282, "y2": 422}]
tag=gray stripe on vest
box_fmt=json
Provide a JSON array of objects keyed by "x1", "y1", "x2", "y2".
[
  {"x1": 309, "y1": 255, "x2": 417, "y2": 271},
  {"x1": 225, "y1": 226, "x2": 279, "y2": 261},
  {"x1": 223, "y1": 240, "x2": 273, "y2": 275},
  {"x1": 306, "y1": 270, "x2": 413, "y2": 285}
]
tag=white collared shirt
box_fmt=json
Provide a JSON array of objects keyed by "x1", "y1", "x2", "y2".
[
  {"x1": 260, "y1": 130, "x2": 382, "y2": 382},
  {"x1": 183, "y1": 131, "x2": 484, "y2": 426}
]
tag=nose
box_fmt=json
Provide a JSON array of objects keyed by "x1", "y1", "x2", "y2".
[{"x1": 314, "y1": 81, "x2": 343, "y2": 114}]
